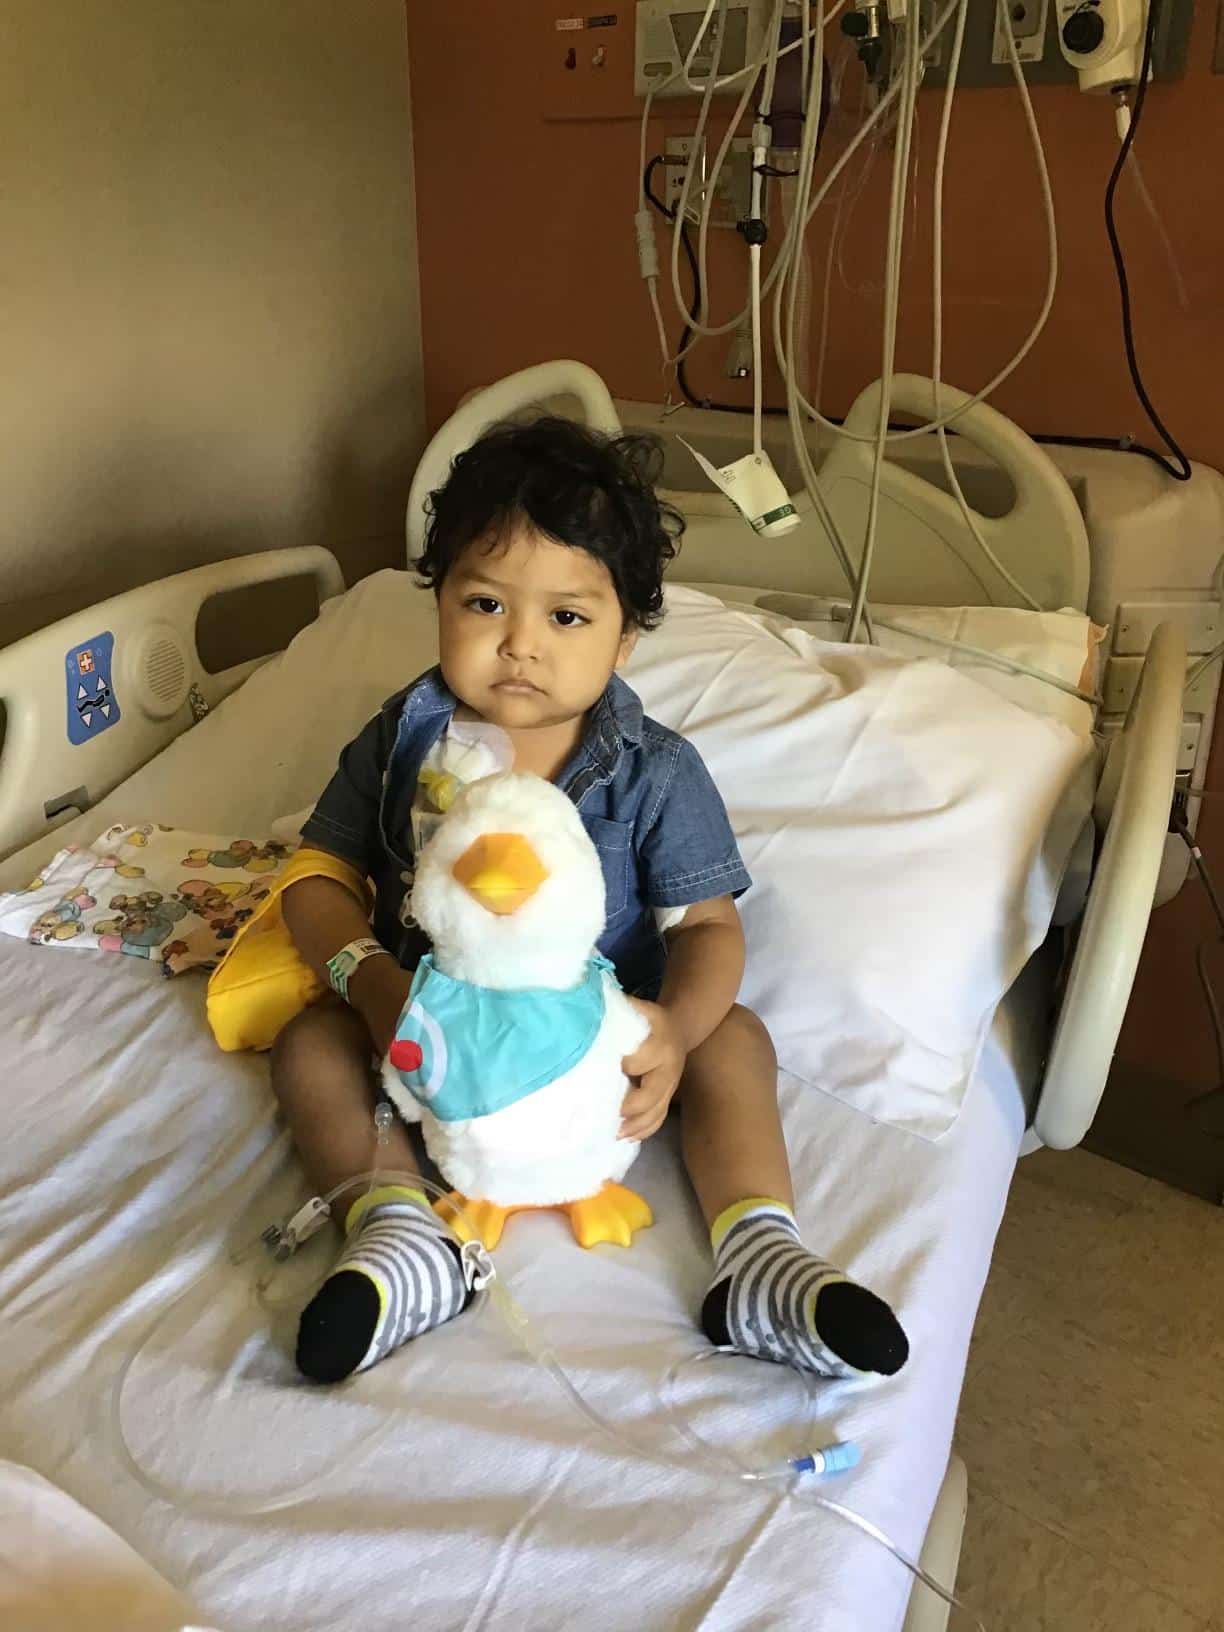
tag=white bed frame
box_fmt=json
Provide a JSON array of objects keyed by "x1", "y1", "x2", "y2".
[
  {"x1": 0, "y1": 360, "x2": 1189, "y2": 1631},
  {"x1": 0, "y1": 546, "x2": 344, "y2": 858}
]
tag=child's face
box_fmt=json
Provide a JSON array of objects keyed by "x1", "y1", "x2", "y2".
[{"x1": 437, "y1": 524, "x2": 637, "y2": 732}]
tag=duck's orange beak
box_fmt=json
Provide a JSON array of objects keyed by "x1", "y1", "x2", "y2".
[{"x1": 452, "y1": 833, "x2": 548, "y2": 916}]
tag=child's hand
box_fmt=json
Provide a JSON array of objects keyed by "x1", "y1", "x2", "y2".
[{"x1": 620, "y1": 1000, "x2": 686, "y2": 1141}]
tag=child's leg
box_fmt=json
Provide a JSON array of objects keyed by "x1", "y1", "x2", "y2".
[
  {"x1": 271, "y1": 1003, "x2": 471, "y2": 1382},
  {"x1": 680, "y1": 1005, "x2": 909, "y2": 1378},
  {"x1": 270, "y1": 1000, "x2": 416, "y2": 1195}
]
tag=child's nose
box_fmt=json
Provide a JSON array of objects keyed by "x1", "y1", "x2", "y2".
[{"x1": 499, "y1": 616, "x2": 540, "y2": 662}]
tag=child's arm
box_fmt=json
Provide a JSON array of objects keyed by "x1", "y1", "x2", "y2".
[
  {"x1": 283, "y1": 876, "x2": 412, "y2": 1057},
  {"x1": 619, "y1": 896, "x2": 744, "y2": 1141}
]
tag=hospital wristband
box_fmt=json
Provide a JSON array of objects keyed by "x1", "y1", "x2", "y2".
[{"x1": 326, "y1": 936, "x2": 393, "y2": 1002}]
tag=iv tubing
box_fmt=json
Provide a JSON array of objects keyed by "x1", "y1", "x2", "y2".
[
  {"x1": 661, "y1": 1348, "x2": 987, "y2": 1630},
  {"x1": 639, "y1": 0, "x2": 722, "y2": 364},
  {"x1": 668, "y1": 0, "x2": 730, "y2": 343},
  {"x1": 845, "y1": 7, "x2": 921, "y2": 642},
  {"x1": 650, "y1": 0, "x2": 852, "y2": 351},
  {"x1": 766, "y1": 0, "x2": 1057, "y2": 445},
  {"x1": 766, "y1": 0, "x2": 959, "y2": 411},
  {"x1": 663, "y1": 1, "x2": 833, "y2": 346},
  {"x1": 772, "y1": 0, "x2": 857, "y2": 616},
  {"x1": 682, "y1": 1, "x2": 844, "y2": 345},
  {"x1": 109, "y1": 1165, "x2": 488, "y2": 1519},
  {"x1": 932, "y1": 0, "x2": 1043, "y2": 611},
  {"x1": 820, "y1": 602, "x2": 1101, "y2": 705},
  {"x1": 647, "y1": 0, "x2": 1082, "y2": 703},
  {"x1": 747, "y1": 2, "x2": 785, "y2": 455},
  {"x1": 112, "y1": 1120, "x2": 989, "y2": 1626}
]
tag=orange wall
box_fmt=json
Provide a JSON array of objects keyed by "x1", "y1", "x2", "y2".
[
  {"x1": 405, "y1": 3, "x2": 1224, "y2": 1174},
  {"x1": 405, "y1": 3, "x2": 1222, "y2": 454}
]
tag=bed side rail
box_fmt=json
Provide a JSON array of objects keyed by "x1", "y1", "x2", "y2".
[
  {"x1": 1035, "y1": 620, "x2": 1186, "y2": 1148},
  {"x1": 0, "y1": 546, "x2": 344, "y2": 862}
]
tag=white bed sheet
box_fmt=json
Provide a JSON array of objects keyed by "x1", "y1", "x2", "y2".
[{"x1": 0, "y1": 928, "x2": 1038, "y2": 1632}]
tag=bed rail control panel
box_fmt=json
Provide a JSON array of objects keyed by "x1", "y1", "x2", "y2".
[
  {"x1": 64, "y1": 633, "x2": 120, "y2": 747},
  {"x1": 0, "y1": 547, "x2": 344, "y2": 863}
]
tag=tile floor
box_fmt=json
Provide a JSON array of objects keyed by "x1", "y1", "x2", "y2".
[{"x1": 953, "y1": 1146, "x2": 1224, "y2": 1632}]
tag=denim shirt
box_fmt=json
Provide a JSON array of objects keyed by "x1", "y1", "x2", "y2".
[{"x1": 300, "y1": 667, "x2": 751, "y2": 998}]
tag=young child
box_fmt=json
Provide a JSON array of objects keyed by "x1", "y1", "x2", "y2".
[{"x1": 273, "y1": 416, "x2": 908, "y2": 1385}]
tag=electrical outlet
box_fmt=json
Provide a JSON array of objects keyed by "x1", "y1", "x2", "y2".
[
  {"x1": 664, "y1": 134, "x2": 756, "y2": 228},
  {"x1": 664, "y1": 136, "x2": 706, "y2": 220},
  {"x1": 992, "y1": 0, "x2": 1049, "y2": 64},
  {"x1": 924, "y1": 0, "x2": 1193, "y2": 86}
]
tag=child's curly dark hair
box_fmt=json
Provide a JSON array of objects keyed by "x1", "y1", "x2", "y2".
[{"x1": 414, "y1": 416, "x2": 684, "y2": 630}]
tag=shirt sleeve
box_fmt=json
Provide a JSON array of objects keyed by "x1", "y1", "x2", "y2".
[
  {"x1": 638, "y1": 737, "x2": 752, "y2": 908},
  {"x1": 299, "y1": 710, "x2": 391, "y2": 872}
]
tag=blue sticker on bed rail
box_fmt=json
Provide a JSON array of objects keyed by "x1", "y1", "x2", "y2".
[{"x1": 65, "y1": 632, "x2": 121, "y2": 745}]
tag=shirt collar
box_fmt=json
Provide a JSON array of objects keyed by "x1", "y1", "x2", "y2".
[
  {"x1": 403, "y1": 666, "x2": 642, "y2": 767},
  {"x1": 585, "y1": 672, "x2": 643, "y2": 774},
  {"x1": 403, "y1": 667, "x2": 458, "y2": 720}
]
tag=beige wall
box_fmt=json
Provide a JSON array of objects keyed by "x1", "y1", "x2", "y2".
[{"x1": 0, "y1": 0, "x2": 424, "y2": 647}]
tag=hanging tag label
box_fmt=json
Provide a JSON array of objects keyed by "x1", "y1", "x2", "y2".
[{"x1": 677, "y1": 441, "x2": 799, "y2": 537}]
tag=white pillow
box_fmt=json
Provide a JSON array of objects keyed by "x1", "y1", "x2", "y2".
[
  {"x1": 675, "y1": 584, "x2": 1101, "y2": 737},
  {"x1": 624, "y1": 587, "x2": 1095, "y2": 1139}
]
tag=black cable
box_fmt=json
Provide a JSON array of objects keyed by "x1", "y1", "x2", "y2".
[
  {"x1": 643, "y1": 156, "x2": 789, "y2": 416},
  {"x1": 1172, "y1": 812, "x2": 1224, "y2": 1132},
  {"x1": 1027, "y1": 431, "x2": 1187, "y2": 475},
  {"x1": 1103, "y1": 0, "x2": 1192, "y2": 483}
]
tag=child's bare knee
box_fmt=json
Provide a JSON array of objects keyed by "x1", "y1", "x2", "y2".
[
  {"x1": 702, "y1": 1004, "x2": 775, "y2": 1067},
  {"x1": 722, "y1": 1004, "x2": 773, "y2": 1054},
  {"x1": 270, "y1": 1003, "x2": 367, "y2": 1107},
  {"x1": 686, "y1": 1004, "x2": 777, "y2": 1095}
]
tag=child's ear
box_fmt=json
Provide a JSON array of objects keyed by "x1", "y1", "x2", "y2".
[{"x1": 615, "y1": 625, "x2": 639, "y2": 669}]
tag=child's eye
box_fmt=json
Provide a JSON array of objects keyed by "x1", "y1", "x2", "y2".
[
  {"x1": 466, "y1": 595, "x2": 502, "y2": 616},
  {"x1": 551, "y1": 608, "x2": 589, "y2": 628}
]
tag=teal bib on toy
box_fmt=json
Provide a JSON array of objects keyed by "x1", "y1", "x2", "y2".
[{"x1": 388, "y1": 954, "x2": 615, "y2": 1122}]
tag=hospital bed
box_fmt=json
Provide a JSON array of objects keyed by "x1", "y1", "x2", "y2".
[{"x1": 0, "y1": 360, "x2": 1194, "y2": 1632}]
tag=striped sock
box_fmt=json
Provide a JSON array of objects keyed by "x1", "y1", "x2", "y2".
[
  {"x1": 296, "y1": 1186, "x2": 472, "y2": 1383},
  {"x1": 701, "y1": 1198, "x2": 908, "y2": 1379}
]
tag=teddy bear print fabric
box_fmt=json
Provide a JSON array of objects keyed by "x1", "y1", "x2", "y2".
[{"x1": 0, "y1": 823, "x2": 297, "y2": 976}]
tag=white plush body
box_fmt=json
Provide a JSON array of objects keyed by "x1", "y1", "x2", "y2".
[
  {"x1": 380, "y1": 772, "x2": 651, "y2": 1207},
  {"x1": 382, "y1": 975, "x2": 648, "y2": 1206}
]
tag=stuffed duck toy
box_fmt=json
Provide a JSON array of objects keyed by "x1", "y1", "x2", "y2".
[{"x1": 380, "y1": 772, "x2": 653, "y2": 1251}]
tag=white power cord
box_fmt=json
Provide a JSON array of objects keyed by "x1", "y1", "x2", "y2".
[
  {"x1": 641, "y1": 0, "x2": 845, "y2": 352},
  {"x1": 845, "y1": 5, "x2": 921, "y2": 642},
  {"x1": 932, "y1": 0, "x2": 1043, "y2": 611},
  {"x1": 781, "y1": 0, "x2": 1058, "y2": 446},
  {"x1": 637, "y1": 0, "x2": 725, "y2": 368},
  {"x1": 777, "y1": 0, "x2": 874, "y2": 623}
]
